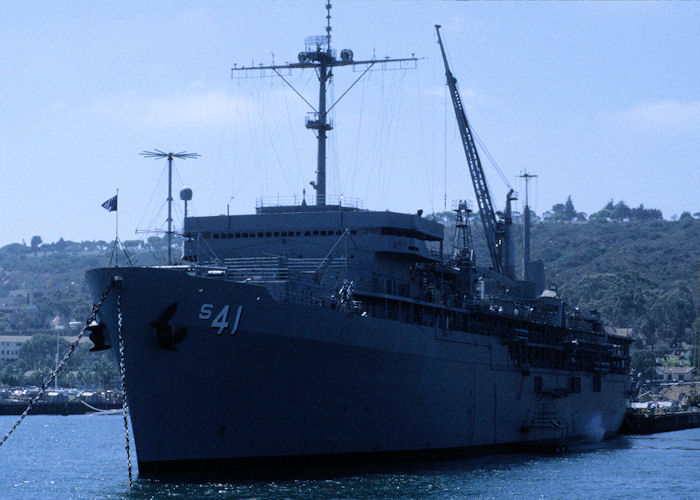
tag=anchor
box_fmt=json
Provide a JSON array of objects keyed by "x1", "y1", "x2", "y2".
[
  {"x1": 87, "y1": 321, "x2": 110, "y2": 352},
  {"x1": 150, "y1": 302, "x2": 187, "y2": 350}
]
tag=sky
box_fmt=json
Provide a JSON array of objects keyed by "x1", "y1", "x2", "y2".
[{"x1": 1, "y1": 1, "x2": 698, "y2": 247}]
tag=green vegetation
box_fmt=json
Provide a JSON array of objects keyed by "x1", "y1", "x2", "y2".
[
  {"x1": 0, "y1": 334, "x2": 119, "y2": 388},
  {"x1": 0, "y1": 237, "x2": 171, "y2": 389},
  {"x1": 434, "y1": 198, "x2": 699, "y2": 376}
]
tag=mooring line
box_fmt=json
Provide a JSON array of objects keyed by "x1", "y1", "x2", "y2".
[{"x1": 0, "y1": 284, "x2": 113, "y2": 448}]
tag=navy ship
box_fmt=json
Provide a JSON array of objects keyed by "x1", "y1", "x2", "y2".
[{"x1": 86, "y1": 10, "x2": 631, "y2": 473}]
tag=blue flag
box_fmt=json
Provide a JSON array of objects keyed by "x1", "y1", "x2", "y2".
[{"x1": 101, "y1": 195, "x2": 118, "y2": 212}]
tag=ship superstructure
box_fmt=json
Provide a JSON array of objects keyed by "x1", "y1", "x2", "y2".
[{"x1": 86, "y1": 6, "x2": 631, "y2": 473}]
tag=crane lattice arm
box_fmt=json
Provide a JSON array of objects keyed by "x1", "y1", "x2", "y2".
[{"x1": 435, "y1": 25, "x2": 502, "y2": 274}]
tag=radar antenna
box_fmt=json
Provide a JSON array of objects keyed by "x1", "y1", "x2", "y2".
[
  {"x1": 232, "y1": 0, "x2": 418, "y2": 206},
  {"x1": 141, "y1": 150, "x2": 200, "y2": 265}
]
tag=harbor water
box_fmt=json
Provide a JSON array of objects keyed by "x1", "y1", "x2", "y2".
[{"x1": 0, "y1": 414, "x2": 699, "y2": 499}]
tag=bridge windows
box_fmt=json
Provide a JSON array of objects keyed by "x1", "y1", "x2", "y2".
[{"x1": 197, "y1": 228, "x2": 358, "y2": 239}]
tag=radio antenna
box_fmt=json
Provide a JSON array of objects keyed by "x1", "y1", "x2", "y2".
[{"x1": 141, "y1": 150, "x2": 200, "y2": 265}]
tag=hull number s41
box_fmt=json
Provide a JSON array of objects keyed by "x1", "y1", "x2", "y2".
[{"x1": 199, "y1": 304, "x2": 243, "y2": 335}]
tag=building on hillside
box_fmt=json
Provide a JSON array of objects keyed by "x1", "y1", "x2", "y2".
[
  {"x1": 0, "y1": 335, "x2": 91, "y2": 362},
  {"x1": 605, "y1": 326, "x2": 638, "y2": 344},
  {"x1": 1, "y1": 289, "x2": 44, "y2": 306},
  {"x1": 0, "y1": 336, "x2": 25, "y2": 361},
  {"x1": 655, "y1": 366, "x2": 695, "y2": 382}
]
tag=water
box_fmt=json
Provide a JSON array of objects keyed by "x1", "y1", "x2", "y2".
[{"x1": 1, "y1": 414, "x2": 699, "y2": 499}]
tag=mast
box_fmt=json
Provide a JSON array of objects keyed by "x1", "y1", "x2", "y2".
[
  {"x1": 232, "y1": 0, "x2": 417, "y2": 207},
  {"x1": 519, "y1": 171, "x2": 537, "y2": 280},
  {"x1": 453, "y1": 200, "x2": 474, "y2": 264}
]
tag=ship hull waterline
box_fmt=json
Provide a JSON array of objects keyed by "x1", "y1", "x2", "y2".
[{"x1": 86, "y1": 266, "x2": 628, "y2": 473}]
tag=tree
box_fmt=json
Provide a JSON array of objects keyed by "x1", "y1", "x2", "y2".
[
  {"x1": 54, "y1": 238, "x2": 67, "y2": 252},
  {"x1": 17, "y1": 334, "x2": 69, "y2": 372},
  {"x1": 544, "y1": 196, "x2": 586, "y2": 223},
  {"x1": 30, "y1": 235, "x2": 42, "y2": 253},
  {"x1": 611, "y1": 201, "x2": 631, "y2": 221},
  {"x1": 631, "y1": 204, "x2": 663, "y2": 221},
  {"x1": 564, "y1": 196, "x2": 576, "y2": 221}
]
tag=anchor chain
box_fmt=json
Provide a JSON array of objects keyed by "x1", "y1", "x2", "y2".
[
  {"x1": 117, "y1": 290, "x2": 133, "y2": 488},
  {"x1": 0, "y1": 283, "x2": 113, "y2": 448}
]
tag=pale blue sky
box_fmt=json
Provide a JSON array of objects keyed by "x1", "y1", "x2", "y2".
[{"x1": 1, "y1": 1, "x2": 698, "y2": 246}]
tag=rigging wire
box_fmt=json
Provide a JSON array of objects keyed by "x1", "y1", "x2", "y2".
[
  {"x1": 136, "y1": 164, "x2": 168, "y2": 232},
  {"x1": 444, "y1": 67, "x2": 448, "y2": 212},
  {"x1": 472, "y1": 127, "x2": 513, "y2": 192},
  {"x1": 439, "y1": 32, "x2": 514, "y2": 208},
  {"x1": 283, "y1": 82, "x2": 303, "y2": 190},
  {"x1": 349, "y1": 74, "x2": 366, "y2": 196},
  {"x1": 329, "y1": 71, "x2": 340, "y2": 198},
  {"x1": 373, "y1": 69, "x2": 408, "y2": 208},
  {"x1": 414, "y1": 53, "x2": 434, "y2": 217}
]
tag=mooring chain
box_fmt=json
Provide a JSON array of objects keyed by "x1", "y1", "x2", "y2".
[
  {"x1": 117, "y1": 291, "x2": 133, "y2": 488},
  {"x1": 0, "y1": 284, "x2": 113, "y2": 449}
]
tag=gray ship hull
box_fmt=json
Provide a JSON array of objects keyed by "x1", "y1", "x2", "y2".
[{"x1": 87, "y1": 266, "x2": 628, "y2": 471}]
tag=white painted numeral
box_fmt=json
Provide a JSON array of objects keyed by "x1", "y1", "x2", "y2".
[
  {"x1": 200, "y1": 304, "x2": 243, "y2": 336},
  {"x1": 230, "y1": 305, "x2": 243, "y2": 336},
  {"x1": 212, "y1": 305, "x2": 230, "y2": 335}
]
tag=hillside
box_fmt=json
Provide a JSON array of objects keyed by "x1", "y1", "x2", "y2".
[
  {"x1": 532, "y1": 218, "x2": 699, "y2": 347},
  {"x1": 0, "y1": 218, "x2": 697, "y2": 387},
  {"x1": 435, "y1": 214, "x2": 699, "y2": 349}
]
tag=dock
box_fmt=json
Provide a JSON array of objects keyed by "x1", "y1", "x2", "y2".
[{"x1": 619, "y1": 407, "x2": 700, "y2": 435}]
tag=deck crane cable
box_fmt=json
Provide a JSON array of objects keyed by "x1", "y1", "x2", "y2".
[
  {"x1": 435, "y1": 25, "x2": 517, "y2": 276},
  {"x1": 436, "y1": 25, "x2": 499, "y2": 272},
  {"x1": 435, "y1": 28, "x2": 514, "y2": 195},
  {"x1": 472, "y1": 129, "x2": 514, "y2": 192}
]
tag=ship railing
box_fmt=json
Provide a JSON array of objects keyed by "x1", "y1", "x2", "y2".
[
  {"x1": 255, "y1": 195, "x2": 362, "y2": 210},
  {"x1": 199, "y1": 257, "x2": 347, "y2": 282}
]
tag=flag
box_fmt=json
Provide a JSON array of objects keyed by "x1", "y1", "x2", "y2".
[
  {"x1": 52, "y1": 315, "x2": 60, "y2": 325},
  {"x1": 101, "y1": 195, "x2": 118, "y2": 212}
]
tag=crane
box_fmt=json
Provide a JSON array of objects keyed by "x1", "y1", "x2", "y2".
[{"x1": 435, "y1": 25, "x2": 516, "y2": 278}]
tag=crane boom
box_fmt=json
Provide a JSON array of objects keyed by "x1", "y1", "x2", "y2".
[{"x1": 435, "y1": 25, "x2": 502, "y2": 274}]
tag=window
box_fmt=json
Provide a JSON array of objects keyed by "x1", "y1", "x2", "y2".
[
  {"x1": 274, "y1": 232, "x2": 280, "y2": 237},
  {"x1": 593, "y1": 375, "x2": 602, "y2": 392}
]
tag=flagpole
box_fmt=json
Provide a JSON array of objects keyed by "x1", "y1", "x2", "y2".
[{"x1": 115, "y1": 188, "x2": 119, "y2": 267}]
